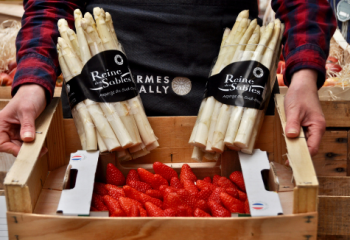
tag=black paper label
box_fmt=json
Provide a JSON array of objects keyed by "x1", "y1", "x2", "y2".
[
  {"x1": 205, "y1": 61, "x2": 270, "y2": 110},
  {"x1": 65, "y1": 50, "x2": 138, "y2": 109}
]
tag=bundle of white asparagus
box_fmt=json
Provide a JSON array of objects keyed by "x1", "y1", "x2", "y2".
[
  {"x1": 57, "y1": 7, "x2": 158, "y2": 160},
  {"x1": 190, "y1": 10, "x2": 284, "y2": 160}
]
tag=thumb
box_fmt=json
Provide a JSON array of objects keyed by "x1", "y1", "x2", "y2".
[
  {"x1": 19, "y1": 111, "x2": 36, "y2": 142},
  {"x1": 285, "y1": 107, "x2": 301, "y2": 138}
]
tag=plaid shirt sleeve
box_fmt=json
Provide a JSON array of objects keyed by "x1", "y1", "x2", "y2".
[
  {"x1": 271, "y1": 0, "x2": 337, "y2": 88},
  {"x1": 13, "y1": 0, "x2": 85, "y2": 103}
]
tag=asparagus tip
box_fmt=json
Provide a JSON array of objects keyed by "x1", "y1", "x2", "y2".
[
  {"x1": 74, "y1": 9, "x2": 83, "y2": 19},
  {"x1": 105, "y1": 12, "x2": 112, "y2": 21},
  {"x1": 57, "y1": 37, "x2": 68, "y2": 48},
  {"x1": 57, "y1": 19, "x2": 68, "y2": 27},
  {"x1": 81, "y1": 18, "x2": 89, "y2": 30}
]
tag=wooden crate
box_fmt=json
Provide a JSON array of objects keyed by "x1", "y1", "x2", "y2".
[
  {"x1": 281, "y1": 86, "x2": 350, "y2": 239},
  {"x1": 3, "y1": 94, "x2": 318, "y2": 240}
]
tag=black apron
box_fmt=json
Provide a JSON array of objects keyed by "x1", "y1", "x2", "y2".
[{"x1": 62, "y1": 0, "x2": 279, "y2": 118}]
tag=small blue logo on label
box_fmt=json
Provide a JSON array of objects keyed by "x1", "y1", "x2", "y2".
[
  {"x1": 71, "y1": 155, "x2": 83, "y2": 161},
  {"x1": 252, "y1": 202, "x2": 267, "y2": 210}
]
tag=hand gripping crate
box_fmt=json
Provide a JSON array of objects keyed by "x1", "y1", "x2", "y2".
[{"x1": 3, "y1": 94, "x2": 318, "y2": 240}]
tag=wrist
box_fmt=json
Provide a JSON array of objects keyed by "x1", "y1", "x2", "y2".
[
  {"x1": 289, "y1": 69, "x2": 318, "y2": 93},
  {"x1": 16, "y1": 84, "x2": 47, "y2": 109}
]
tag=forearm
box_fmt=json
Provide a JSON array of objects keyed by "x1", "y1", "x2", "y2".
[
  {"x1": 13, "y1": 0, "x2": 85, "y2": 102},
  {"x1": 271, "y1": 0, "x2": 337, "y2": 88}
]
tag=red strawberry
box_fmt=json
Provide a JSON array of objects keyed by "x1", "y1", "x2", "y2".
[
  {"x1": 220, "y1": 192, "x2": 244, "y2": 213},
  {"x1": 194, "y1": 208, "x2": 211, "y2": 217},
  {"x1": 106, "y1": 163, "x2": 126, "y2": 186},
  {"x1": 170, "y1": 177, "x2": 183, "y2": 189},
  {"x1": 229, "y1": 171, "x2": 246, "y2": 192},
  {"x1": 160, "y1": 185, "x2": 178, "y2": 197},
  {"x1": 197, "y1": 187, "x2": 213, "y2": 201},
  {"x1": 118, "y1": 197, "x2": 143, "y2": 216},
  {"x1": 139, "y1": 206, "x2": 148, "y2": 217},
  {"x1": 203, "y1": 177, "x2": 212, "y2": 183},
  {"x1": 90, "y1": 206, "x2": 98, "y2": 211},
  {"x1": 208, "y1": 200, "x2": 231, "y2": 217},
  {"x1": 145, "y1": 202, "x2": 165, "y2": 217},
  {"x1": 153, "y1": 162, "x2": 178, "y2": 181},
  {"x1": 102, "y1": 195, "x2": 126, "y2": 216},
  {"x1": 217, "y1": 177, "x2": 236, "y2": 189},
  {"x1": 137, "y1": 168, "x2": 154, "y2": 185},
  {"x1": 212, "y1": 175, "x2": 221, "y2": 186},
  {"x1": 152, "y1": 174, "x2": 169, "y2": 190},
  {"x1": 180, "y1": 164, "x2": 197, "y2": 184},
  {"x1": 123, "y1": 185, "x2": 163, "y2": 208},
  {"x1": 163, "y1": 192, "x2": 183, "y2": 209},
  {"x1": 208, "y1": 187, "x2": 226, "y2": 204},
  {"x1": 164, "y1": 208, "x2": 176, "y2": 217},
  {"x1": 195, "y1": 199, "x2": 210, "y2": 213},
  {"x1": 176, "y1": 205, "x2": 193, "y2": 217},
  {"x1": 111, "y1": 208, "x2": 127, "y2": 217},
  {"x1": 127, "y1": 180, "x2": 152, "y2": 193},
  {"x1": 177, "y1": 189, "x2": 197, "y2": 208},
  {"x1": 126, "y1": 169, "x2": 140, "y2": 184},
  {"x1": 226, "y1": 187, "x2": 239, "y2": 199},
  {"x1": 130, "y1": 204, "x2": 140, "y2": 217},
  {"x1": 92, "y1": 193, "x2": 108, "y2": 211},
  {"x1": 183, "y1": 180, "x2": 199, "y2": 195},
  {"x1": 145, "y1": 189, "x2": 163, "y2": 200},
  {"x1": 238, "y1": 190, "x2": 247, "y2": 202},
  {"x1": 105, "y1": 184, "x2": 125, "y2": 200},
  {"x1": 196, "y1": 180, "x2": 216, "y2": 191},
  {"x1": 244, "y1": 199, "x2": 250, "y2": 214},
  {"x1": 93, "y1": 182, "x2": 108, "y2": 196}
]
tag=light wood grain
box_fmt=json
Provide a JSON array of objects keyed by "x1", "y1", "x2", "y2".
[
  {"x1": 46, "y1": 100, "x2": 67, "y2": 171},
  {"x1": 7, "y1": 212, "x2": 317, "y2": 240},
  {"x1": 312, "y1": 131, "x2": 348, "y2": 176},
  {"x1": 33, "y1": 189, "x2": 61, "y2": 215},
  {"x1": 4, "y1": 98, "x2": 60, "y2": 212},
  {"x1": 43, "y1": 165, "x2": 67, "y2": 191}
]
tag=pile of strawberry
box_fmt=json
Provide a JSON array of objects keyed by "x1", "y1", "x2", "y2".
[{"x1": 91, "y1": 162, "x2": 250, "y2": 217}]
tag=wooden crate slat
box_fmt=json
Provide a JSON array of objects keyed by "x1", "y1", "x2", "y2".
[
  {"x1": 7, "y1": 212, "x2": 317, "y2": 240},
  {"x1": 318, "y1": 176, "x2": 350, "y2": 196}
]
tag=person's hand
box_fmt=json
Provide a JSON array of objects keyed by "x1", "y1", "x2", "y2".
[
  {"x1": 284, "y1": 69, "x2": 325, "y2": 156},
  {"x1": 0, "y1": 84, "x2": 47, "y2": 157}
]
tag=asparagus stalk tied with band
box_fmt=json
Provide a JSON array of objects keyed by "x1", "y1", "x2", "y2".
[
  {"x1": 57, "y1": 7, "x2": 158, "y2": 158},
  {"x1": 190, "y1": 10, "x2": 283, "y2": 157}
]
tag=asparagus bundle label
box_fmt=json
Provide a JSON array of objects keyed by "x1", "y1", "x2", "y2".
[
  {"x1": 66, "y1": 50, "x2": 138, "y2": 109},
  {"x1": 206, "y1": 60, "x2": 270, "y2": 110}
]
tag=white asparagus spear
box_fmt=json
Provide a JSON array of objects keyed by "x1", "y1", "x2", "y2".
[
  {"x1": 211, "y1": 105, "x2": 233, "y2": 152},
  {"x1": 203, "y1": 152, "x2": 220, "y2": 161},
  {"x1": 131, "y1": 148, "x2": 150, "y2": 159},
  {"x1": 67, "y1": 29, "x2": 82, "y2": 61},
  {"x1": 128, "y1": 96, "x2": 157, "y2": 146},
  {"x1": 58, "y1": 37, "x2": 121, "y2": 151},
  {"x1": 57, "y1": 19, "x2": 74, "y2": 50},
  {"x1": 224, "y1": 26, "x2": 260, "y2": 147},
  {"x1": 105, "y1": 12, "x2": 119, "y2": 47},
  {"x1": 146, "y1": 141, "x2": 159, "y2": 152},
  {"x1": 93, "y1": 7, "x2": 119, "y2": 50},
  {"x1": 113, "y1": 102, "x2": 142, "y2": 147},
  {"x1": 219, "y1": 18, "x2": 249, "y2": 72},
  {"x1": 129, "y1": 142, "x2": 145, "y2": 153},
  {"x1": 97, "y1": 131, "x2": 108, "y2": 153},
  {"x1": 81, "y1": 18, "x2": 105, "y2": 55},
  {"x1": 74, "y1": 10, "x2": 92, "y2": 64},
  {"x1": 191, "y1": 146, "x2": 204, "y2": 162},
  {"x1": 71, "y1": 108, "x2": 87, "y2": 150},
  {"x1": 84, "y1": 12, "x2": 97, "y2": 33},
  {"x1": 234, "y1": 21, "x2": 278, "y2": 149},
  {"x1": 57, "y1": 41, "x2": 97, "y2": 150},
  {"x1": 189, "y1": 98, "x2": 207, "y2": 144},
  {"x1": 211, "y1": 10, "x2": 249, "y2": 75},
  {"x1": 118, "y1": 150, "x2": 132, "y2": 162},
  {"x1": 99, "y1": 102, "x2": 134, "y2": 149},
  {"x1": 241, "y1": 23, "x2": 285, "y2": 154},
  {"x1": 205, "y1": 100, "x2": 222, "y2": 152},
  {"x1": 117, "y1": 149, "x2": 127, "y2": 158}
]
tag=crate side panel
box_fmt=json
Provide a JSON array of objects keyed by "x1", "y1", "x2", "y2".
[
  {"x1": 7, "y1": 212, "x2": 317, "y2": 240},
  {"x1": 318, "y1": 176, "x2": 350, "y2": 196},
  {"x1": 313, "y1": 131, "x2": 348, "y2": 176},
  {"x1": 322, "y1": 101, "x2": 350, "y2": 128}
]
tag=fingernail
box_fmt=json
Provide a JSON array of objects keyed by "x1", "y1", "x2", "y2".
[
  {"x1": 287, "y1": 129, "x2": 298, "y2": 134},
  {"x1": 23, "y1": 132, "x2": 34, "y2": 139}
]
